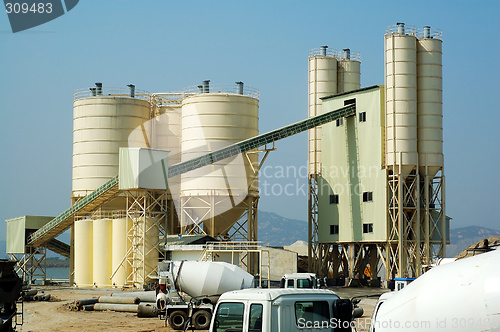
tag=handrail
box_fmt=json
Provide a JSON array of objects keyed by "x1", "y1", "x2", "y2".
[
  {"x1": 181, "y1": 84, "x2": 260, "y2": 99},
  {"x1": 73, "y1": 87, "x2": 150, "y2": 101},
  {"x1": 309, "y1": 48, "x2": 361, "y2": 61}
]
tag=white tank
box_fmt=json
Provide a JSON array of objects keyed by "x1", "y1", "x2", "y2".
[
  {"x1": 72, "y1": 92, "x2": 150, "y2": 198},
  {"x1": 417, "y1": 27, "x2": 443, "y2": 177},
  {"x1": 385, "y1": 23, "x2": 418, "y2": 176},
  {"x1": 171, "y1": 261, "x2": 254, "y2": 301},
  {"x1": 180, "y1": 89, "x2": 259, "y2": 237},
  {"x1": 93, "y1": 218, "x2": 113, "y2": 287},
  {"x1": 112, "y1": 217, "x2": 131, "y2": 287},
  {"x1": 371, "y1": 250, "x2": 500, "y2": 331},
  {"x1": 337, "y1": 49, "x2": 361, "y2": 93},
  {"x1": 308, "y1": 47, "x2": 338, "y2": 175},
  {"x1": 74, "y1": 219, "x2": 93, "y2": 287}
]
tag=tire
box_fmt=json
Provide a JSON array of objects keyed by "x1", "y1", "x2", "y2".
[
  {"x1": 192, "y1": 310, "x2": 211, "y2": 330},
  {"x1": 168, "y1": 310, "x2": 188, "y2": 330}
]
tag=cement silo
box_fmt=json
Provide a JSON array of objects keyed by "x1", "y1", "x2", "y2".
[
  {"x1": 308, "y1": 46, "x2": 338, "y2": 175},
  {"x1": 385, "y1": 23, "x2": 418, "y2": 176},
  {"x1": 337, "y1": 48, "x2": 361, "y2": 93},
  {"x1": 417, "y1": 26, "x2": 443, "y2": 177},
  {"x1": 179, "y1": 81, "x2": 259, "y2": 238},
  {"x1": 72, "y1": 84, "x2": 151, "y2": 199},
  {"x1": 72, "y1": 84, "x2": 151, "y2": 287}
]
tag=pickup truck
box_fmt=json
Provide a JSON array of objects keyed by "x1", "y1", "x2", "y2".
[{"x1": 209, "y1": 288, "x2": 356, "y2": 332}]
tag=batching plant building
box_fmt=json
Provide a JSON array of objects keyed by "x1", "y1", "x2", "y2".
[{"x1": 308, "y1": 23, "x2": 449, "y2": 285}]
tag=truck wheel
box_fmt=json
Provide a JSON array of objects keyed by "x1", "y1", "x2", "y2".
[
  {"x1": 193, "y1": 310, "x2": 211, "y2": 330},
  {"x1": 168, "y1": 310, "x2": 187, "y2": 330}
]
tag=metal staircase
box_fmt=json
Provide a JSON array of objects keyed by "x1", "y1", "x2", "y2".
[{"x1": 27, "y1": 104, "x2": 356, "y2": 247}]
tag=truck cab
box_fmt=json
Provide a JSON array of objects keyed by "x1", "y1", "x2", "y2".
[
  {"x1": 210, "y1": 288, "x2": 355, "y2": 332},
  {"x1": 280, "y1": 273, "x2": 319, "y2": 289}
]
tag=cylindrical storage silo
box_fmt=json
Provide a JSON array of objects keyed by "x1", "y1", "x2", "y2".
[
  {"x1": 180, "y1": 90, "x2": 259, "y2": 237},
  {"x1": 308, "y1": 47, "x2": 338, "y2": 175},
  {"x1": 111, "y1": 217, "x2": 131, "y2": 287},
  {"x1": 93, "y1": 218, "x2": 113, "y2": 287},
  {"x1": 72, "y1": 94, "x2": 150, "y2": 199},
  {"x1": 74, "y1": 219, "x2": 93, "y2": 287},
  {"x1": 417, "y1": 28, "x2": 443, "y2": 178},
  {"x1": 337, "y1": 50, "x2": 361, "y2": 93},
  {"x1": 385, "y1": 24, "x2": 418, "y2": 176},
  {"x1": 144, "y1": 216, "x2": 159, "y2": 281}
]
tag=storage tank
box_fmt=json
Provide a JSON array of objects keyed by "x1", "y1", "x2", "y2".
[
  {"x1": 308, "y1": 46, "x2": 338, "y2": 175},
  {"x1": 180, "y1": 82, "x2": 259, "y2": 237},
  {"x1": 112, "y1": 217, "x2": 131, "y2": 287},
  {"x1": 417, "y1": 27, "x2": 443, "y2": 178},
  {"x1": 74, "y1": 219, "x2": 93, "y2": 287},
  {"x1": 93, "y1": 218, "x2": 113, "y2": 287},
  {"x1": 72, "y1": 84, "x2": 150, "y2": 199},
  {"x1": 385, "y1": 23, "x2": 418, "y2": 176},
  {"x1": 337, "y1": 48, "x2": 361, "y2": 93}
]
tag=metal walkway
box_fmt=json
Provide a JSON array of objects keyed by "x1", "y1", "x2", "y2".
[{"x1": 27, "y1": 104, "x2": 355, "y2": 247}]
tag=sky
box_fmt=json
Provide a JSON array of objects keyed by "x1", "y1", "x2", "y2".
[{"x1": 1, "y1": 0, "x2": 499, "y2": 244}]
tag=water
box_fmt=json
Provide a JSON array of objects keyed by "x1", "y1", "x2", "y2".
[{"x1": 46, "y1": 267, "x2": 70, "y2": 281}]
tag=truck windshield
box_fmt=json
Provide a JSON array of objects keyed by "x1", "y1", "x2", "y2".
[
  {"x1": 297, "y1": 278, "x2": 313, "y2": 288},
  {"x1": 214, "y1": 302, "x2": 244, "y2": 332}
]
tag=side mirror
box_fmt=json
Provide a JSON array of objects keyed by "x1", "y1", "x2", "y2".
[
  {"x1": 352, "y1": 306, "x2": 364, "y2": 318},
  {"x1": 332, "y1": 299, "x2": 353, "y2": 332}
]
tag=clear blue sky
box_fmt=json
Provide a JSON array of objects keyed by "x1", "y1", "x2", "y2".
[{"x1": 1, "y1": 0, "x2": 499, "y2": 244}]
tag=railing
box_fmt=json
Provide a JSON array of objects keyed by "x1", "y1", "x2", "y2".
[
  {"x1": 181, "y1": 84, "x2": 260, "y2": 99},
  {"x1": 386, "y1": 24, "x2": 418, "y2": 36},
  {"x1": 27, "y1": 175, "x2": 119, "y2": 245},
  {"x1": 73, "y1": 87, "x2": 150, "y2": 101},
  {"x1": 309, "y1": 48, "x2": 361, "y2": 61},
  {"x1": 416, "y1": 27, "x2": 443, "y2": 40}
]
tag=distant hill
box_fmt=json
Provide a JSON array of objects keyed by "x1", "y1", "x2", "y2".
[
  {"x1": 447, "y1": 226, "x2": 500, "y2": 257},
  {"x1": 257, "y1": 210, "x2": 307, "y2": 246}
]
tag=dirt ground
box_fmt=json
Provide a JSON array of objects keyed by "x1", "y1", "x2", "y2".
[{"x1": 16, "y1": 285, "x2": 387, "y2": 332}]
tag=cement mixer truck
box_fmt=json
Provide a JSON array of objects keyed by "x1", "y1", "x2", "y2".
[
  {"x1": 155, "y1": 260, "x2": 255, "y2": 330},
  {"x1": 369, "y1": 249, "x2": 500, "y2": 332}
]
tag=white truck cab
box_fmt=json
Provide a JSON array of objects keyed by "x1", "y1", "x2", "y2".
[
  {"x1": 210, "y1": 288, "x2": 356, "y2": 332},
  {"x1": 280, "y1": 273, "x2": 319, "y2": 289}
]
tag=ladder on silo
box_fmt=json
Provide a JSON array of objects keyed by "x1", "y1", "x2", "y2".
[{"x1": 27, "y1": 104, "x2": 356, "y2": 247}]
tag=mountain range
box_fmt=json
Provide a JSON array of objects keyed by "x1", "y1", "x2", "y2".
[{"x1": 1, "y1": 211, "x2": 498, "y2": 259}]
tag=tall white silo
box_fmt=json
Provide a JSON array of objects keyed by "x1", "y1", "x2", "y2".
[
  {"x1": 180, "y1": 82, "x2": 259, "y2": 237},
  {"x1": 93, "y1": 218, "x2": 113, "y2": 287},
  {"x1": 308, "y1": 46, "x2": 338, "y2": 175},
  {"x1": 417, "y1": 26, "x2": 443, "y2": 177},
  {"x1": 385, "y1": 23, "x2": 418, "y2": 176},
  {"x1": 337, "y1": 48, "x2": 361, "y2": 93},
  {"x1": 111, "y1": 217, "x2": 131, "y2": 287},
  {"x1": 74, "y1": 219, "x2": 93, "y2": 287},
  {"x1": 72, "y1": 85, "x2": 151, "y2": 199},
  {"x1": 72, "y1": 84, "x2": 150, "y2": 287}
]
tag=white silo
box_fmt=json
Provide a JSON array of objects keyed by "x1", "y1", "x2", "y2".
[
  {"x1": 180, "y1": 82, "x2": 259, "y2": 237},
  {"x1": 385, "y1": 23, "x2": 418, "y2": 176},
  {"x1": 337, "y1": 48, "x2": 361, "y2": 93},
  {"x1": 93, "y1": 218, "x2": 113, "y2": 287},
  {"x1": 111, "y1": 217, "x2": 131, "y2": 287},
  {"x1": 308, "y1": 46, "x2": 338, "y2": 175},
  {"x1": 72, "y1": 84, "x2": 151, "y2": 287},
  {"x1": 72, "y1": 84, "x2": 151, "y2": 199},
  {"x1": 417, "y1": 26, "x2": 443, "y2": 177},
  {"x1": 74, "y1": 219, "x2": 93, "y2": 287}
]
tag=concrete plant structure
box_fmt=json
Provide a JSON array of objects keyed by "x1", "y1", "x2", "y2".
[{"x1": 308, "y1": 23, "x2": 448, "y2": 285}]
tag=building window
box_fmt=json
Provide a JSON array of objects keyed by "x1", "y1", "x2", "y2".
[
  {"x1": 363, "y1": 223, "x2": 373, "y2": 233},
  {"x1": 336, "y1": 118, "x2": 343, "y2": 127},
  {"x1": 359, "y1": 112, "x2": 366, "y2": 122},
  {"x1": 330, "y1": 225, "x2": 339, "y2": 235},
  {"x1": 344, "y1": 98, "x2": 356, "y2": 106},
  {"x1": 329, "y1": 194, "x2": 339, "y2": 204},
  {"x1": 363, "y1": 192, "x2": 373, "y2": 202}
]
